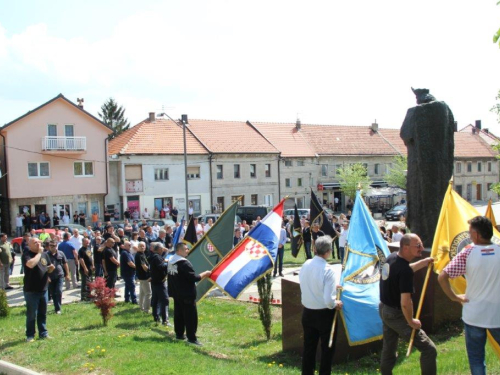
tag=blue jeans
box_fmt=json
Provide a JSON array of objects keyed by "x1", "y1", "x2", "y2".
[
  {"x1": 48, "y1": 278, "x2": 64, "y2": 312},
  {"x1": 339, "y1": 247, "x2": 345, "y2": 263},
  {"x1": 94, "y1": 263, "x2": 103, "y2": 278},
  {"x1": 464, "y1": 322, "x2": 500, "y2": 375},
  {"x1": 16, "y1": 226, "x2": 23, "y2": 237},
  {"x1": 273, "y1": 246, "x2": 284, "y2": 275},
  {"x1": 24, "y1": 291, "x2": 48, "y2": 339},
  {"x1": 123, "y1": 275, "x2": 137, "y2": 303},
  {"x1": 304, "y1": 242, "x2": 312, "y2": 259}
]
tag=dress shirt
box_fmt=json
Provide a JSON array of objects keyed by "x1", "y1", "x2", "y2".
[
  {"x1": 279, "y1": 228, "x2": 287, "y2": 247},
  {"x1": 299, "y1": 256, "x2": 337, "y2": 309}
]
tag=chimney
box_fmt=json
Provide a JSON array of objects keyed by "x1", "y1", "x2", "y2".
[
  {"x1": 181, "y1": 114, "x2": 188, "y2": 124},
  {"x1": 77, "y1": 98, "x2": 84, "y2": 109},
  {"x1": 371, "y1": 121, "x2": 378, "y2": 132},
  {"x1": 475, "y1": 120, "x2": 482, "y2": 130},
  {"x1": 296, "y1": 118, "x2": 301, "y2": 130},
  {"x1": 453, "y1": 121, "x2": 458, "y2": 132},
  {"x1": 149, "y1": 112, "x2": 155, "y2": 122}
]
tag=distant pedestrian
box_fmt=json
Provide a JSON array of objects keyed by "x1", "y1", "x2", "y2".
[
  {"x1": 0, "y1": 233, "x2": 13, "y2": 290},
  {"x1": 149, "y1": 242, "x2": 170, "y2": 325},
  {"x1": 47, "y1": 240, "x2": 69, "y2": 314},
  {"x1": 78, "y1": 238, "x2": 94, "y2": 301},
  {"x1": 135, "y1": 241, "x2": 151, "y2": 313},
  {"x1": 120, "y1": 241, "x2": 137, "y2": 304},
  {"x1": 102, "y1": 238, "x2": 119, "y2": 290}
]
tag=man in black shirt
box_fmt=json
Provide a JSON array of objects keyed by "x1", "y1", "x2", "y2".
[
  {"x1": 302, "y1": 221, "x2": 312, "y2": 259},
  {"x1": 78, "y1": 238, "x2": 94, "y2": 301},
  {"x1": 102, "y1": 238, "x2": 119, "y2": 290},
  {"x1": 311, "y1": 223, "x2": 325, "y2": 256},
  {"x1": 47, "y1": 240, "x2": 69, "y2": 314},
  {"x1": 93, "y1": 236, "x2": 104, "y2": 277},
  {"x1": 233, "y1": 228, "x2": 241, "y2": 247},
  {"x1": 149, "y1": 242, "x2": 170, "y2": 325},
  {"x1": 23, "y1": 238, "x2": 55, "y2": 341},
  {"x1": 379, "y1": 234, "x2": 436, "y2": 375},
  {"x1": 135, "y1": 241, "x2": 151, "y2": 313},
  {"x1": 168, "y1": 242, "x2": 211, "y2": 345}
]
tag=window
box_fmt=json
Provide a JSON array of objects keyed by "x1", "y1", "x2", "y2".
[
  {"x1": 297, "y1": 178, "x2": 303, "y2": 187},
  {"x1": 74, "y1": 161, "x2": 94, "y2": 177},
  {"x1": 231, "y1": 196, "x2": 241, "y2": 204},
  {"x1": 336, "y1": 164, "x2": 342, "y2": 175},
  {"x1": 250, "y1": 164, "x2": 256, "y2": 178},
  {"x1": 455, "y1": 184, "x2": 463, "y2": 197},
  {"x1": 28, "y1": 162, "x2": 50, "y2": 178},
  {"x1": 487, "y1": 183, "x2": 493, "y2": 192},
  {"x1": 265, "y1": 194, "x2": 273, "y2": 207},
  {"x1": 297, "y1": 160, "x2": 304, "y2": 167},
  {"x1": 374, "y1": 164, "x2": 379, "y2": 175},
  {"x1": 478, "y1": 162, "x2": 482, "y2": 172},
  {"x1": 64, "y1": 124, "x2": 74, "y2": 137},
  {"x1": 265, "y1": 164, "x2": 271, "y2": 178},
  {"x1": 467, "y1": 162, "x2": 472, "y2": 173},
  {"x1": 321, "y1": 164, "x2": 328, "y2": 177},
  {"x1": 187, "y1": 166, "x2": 200, "y2": 179},
  {"x1": 285, "y1": 178, "x2": 291, "y2": 187},
  {"x1": 488, "y1": 162, "x2": 492, "y2": 173},
  {"x1": 251, "y1": 194, "x2": 258, "y2": 205},
  {"x1": 285, "y1": 160, "x2": 292, "y2": 167},
  {"x1": 234, "y1": 164, "x2": 240, "y2": 178},
  {"x1": 154, "y1": 168, "x2": 169, "y2": 181},
  {"x1": 48, "y1": 124, "x2": 57, "y2": 136},
  {"x1": 125, "y1": 165, "x2": 142, "y2": 180},
  {"x1": 456, "y1": 162, "x2": 462, "y2": 173},
  {"x1": 216, "y1": 165, "x2": 223, "y2": 179},
  {"x1": 216, "y1": 197, "x2": 225, "y2": 212}
]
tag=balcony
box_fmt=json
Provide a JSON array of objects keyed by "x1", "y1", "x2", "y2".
[{"x1": 41, "y1": 136, "x2": 86, "y2": 154}]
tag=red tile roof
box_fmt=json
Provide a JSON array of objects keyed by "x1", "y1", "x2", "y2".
[
  {"x1": 187, "y1": 119, "x2": 279, "y2": 154},
  {"x1": 108, "y1": 118, "x2": 208, "y2": 155},
  {"x1": 249, "y1": 122, "x2": 317, "y2": 157},
  {"x1": 459, "y1": 124, "x2": 500, "y2": 146}
]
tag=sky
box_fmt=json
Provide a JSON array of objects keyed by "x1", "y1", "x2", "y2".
[{"x1": 1, "y1": 0, "x2": 500, "y2": 131}]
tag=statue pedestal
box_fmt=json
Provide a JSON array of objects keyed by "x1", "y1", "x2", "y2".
[{"x1": 281, "y1": 274, "x2": 382, "y2": 364}]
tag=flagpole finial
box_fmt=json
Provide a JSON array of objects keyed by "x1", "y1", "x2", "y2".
[{"x1": 449, "y1": 177, "x2": 454, "y2": 184}]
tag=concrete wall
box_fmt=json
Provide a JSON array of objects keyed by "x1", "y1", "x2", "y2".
[{"x1": 454, "y1": 158, "x2": 499, "y2": 202}]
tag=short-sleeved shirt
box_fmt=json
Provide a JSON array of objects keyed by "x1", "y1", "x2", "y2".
[
  {"x1": 0, "y1": 241, "x2": 13, "y2": 265},
  {"x1": 311, "y1": 230, "x2": 325, "y2": 242},
  {"x1": 135, "y1": 252, "x2": 150, "y2": 280},
  {"x1": 47, "y1": 250, "x2": 67, "y2": 280},
  {"x1": 23, "y1": 251, "x2": 53, "y2": 292},
  {"x1": 302, "y1": 227, "x2": 312, "y2": 243},
  {"x1": 103, "y1": 247, "x2": 118, "y2": 273},
  {"x1": 58, "y1": 240, "x2": 76, "y2": 260},
  {"x1": 120, "y1": 250, "x2": 136, "y2": 277},
  {"x1": 93, "y1": 244, "x2": 103, "y2": 265},
  {"x1": 379, "y1": 252, "x2": 414, "y2": 309},
  {"x1": 78, "y1": 246, "x2": 93, "y2": 272}
]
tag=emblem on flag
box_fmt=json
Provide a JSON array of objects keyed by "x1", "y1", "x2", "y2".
[{"x1": 245, "y1": 239, "x2": 266, "y2": 259}]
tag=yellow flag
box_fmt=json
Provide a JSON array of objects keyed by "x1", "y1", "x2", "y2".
[
  {"x1": 485, "y1": 199, "x2": 497, "y2": 228},
  {"x1": 431, "y1": 183, "x2": 500, "y2": 358}
]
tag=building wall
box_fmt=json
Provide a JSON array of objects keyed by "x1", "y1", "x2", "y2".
[
  {"x1": 211, "y1": 154, "x2": 279, "y2": 210},
  {"x1": 2, "y1": 99, "x2": 110, "y2": 199},
  {"x1": 453, "y1": 158, "x2": 499, "y2": 202},
  {"x1": 279, "y1": 157, "x2": 317, "y2": 209}
]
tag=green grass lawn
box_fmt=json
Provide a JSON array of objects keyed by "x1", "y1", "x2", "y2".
[
  {"x1": 1, "y1": 297, "x2": 499, "y2": 375},
  {"x1": 283, "y1": 243, "x2": 341, "y2": 267}
]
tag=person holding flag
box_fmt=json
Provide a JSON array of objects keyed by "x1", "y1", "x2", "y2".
[
  {"x1": 299, "y1": 235, "x2": 343, "y2": 375},
  {"x1": 438, "y1": 216, "x2": 500, "y2": 375}
]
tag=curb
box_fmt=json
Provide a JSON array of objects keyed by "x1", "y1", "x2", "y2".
[{"x1": 0, "y1": 360, "x2": 40, "y2": 375}]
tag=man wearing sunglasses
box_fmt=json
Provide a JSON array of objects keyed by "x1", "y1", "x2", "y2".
[{"x1": 379, "y1": 233, "x2": 436, "y2": 375}]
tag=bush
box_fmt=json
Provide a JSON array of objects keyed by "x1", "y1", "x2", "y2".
[
  {"x1": 0, "y1": 289, "x2": 9, "y2": 318},
  {"x1": 88, "y1": 277, "x2": 116, "y2": 326}
]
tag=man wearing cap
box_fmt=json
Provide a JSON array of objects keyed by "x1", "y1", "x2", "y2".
[
  {"x1": 101, "y1": 238, "x2": 120, "y2": 290},
  {"x1": 149, "y1": 242, "x2": 170, "y2": 325},
  {"x1": 47, "y1": 240, "x2": 70, "y2": 314}
]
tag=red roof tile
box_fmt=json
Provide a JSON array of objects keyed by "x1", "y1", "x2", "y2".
[
  {"x1": 187, "y1": 120, "x2": 279, "y2": 154},
  {"x1": 108, "y1": 118, "x2": 208, "y2": 155},
  {"x1": 459, "y1": 124, "x2": 500, "y2": 146}
]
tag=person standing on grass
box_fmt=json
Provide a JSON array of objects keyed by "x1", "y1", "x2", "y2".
[
  {"x1": 299, "y1": 236, "x2": 343, "y2": 375},
  {"x1": 379, "y1": 233, "x2": 436, "y2": 375},
  {"x1": 23, "y1": 238, "x2": 55, "y2": 342},
  {"x1": 58, "y1": 232, "x2": 79, "y2": 290},
  {"x1": 47, "y1": 240, "x2": 70, "y2": 314},
  {"x1": 273, "y1": 223, "x2": 287, "y2": 278},
  {"x1": 0, "y1": 233, "x2": 13, "y2": 290},
  {"x1": 149, "y1": 242, "x2": 170, "y2": 325},
  {"x1": 168, "y1": 242, "x2": 211, "y2": 346},
  {"x1": 120, "y1": 241, "x2": 137, "y2": 304},
  {"x1": 135, "y1": 241, "x2": 151, "y2": 313},
  {"x1": 78, "y1": 238, "x2": 94, "y2": 301},
  {"x1": 303, "y1": 221, "x2": 312, "y2": 260},
  {"x1": 93, "y1": 236, "x2": 104, "y2": 278},
  {"x1": 438, "y1": 216, "x2": 500, "y2": 375},
  {"x1": 102, "y1": 238, "x2": 120, "y2": 292}
]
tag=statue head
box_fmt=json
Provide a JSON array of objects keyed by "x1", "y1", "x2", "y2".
[{"x1": 411, "y1": 87, "x2": 436, "y2": 104}]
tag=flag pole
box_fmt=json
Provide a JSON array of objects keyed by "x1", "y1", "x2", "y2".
[
  {"x1": 328, "y1": 285, "x2": 343, "y2": 348},
  {"x1": 406, "y1": 262, "x2": 433, "y2": 357}
]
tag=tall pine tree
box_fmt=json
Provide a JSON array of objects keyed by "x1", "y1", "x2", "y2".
[{"x1": 98, "y1": 98, "x2": 130, "y2": 140}]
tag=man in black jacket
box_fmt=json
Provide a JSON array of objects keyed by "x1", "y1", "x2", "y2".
[
  {"x1": 149, "y1": 242, "x2": 170, "y2": 325},
  {"x1": 167, "y1": 242, "x2": 211, "y2": 346}
]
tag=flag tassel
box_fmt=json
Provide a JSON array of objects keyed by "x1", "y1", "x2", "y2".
[
  {"x1": 328, "y1": 285, "x2": 343, "y2": 348},
  {"x1": 406, "y1": 262, "x2": 433, "y2": 357}
]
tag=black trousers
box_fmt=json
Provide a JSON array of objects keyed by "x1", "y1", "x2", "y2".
[
  {"x1": 173, "y1": 297, "x2": 198, "y2": 342},
  {"x1": 106, "y1": 271, "x2": 117, "y2": 289},
  {"x1": 302, "y1": 307, "x2": 336, "y2": 375},
  {"x1": 151, "y1": 283, "x2": 169, "y2": 323}
]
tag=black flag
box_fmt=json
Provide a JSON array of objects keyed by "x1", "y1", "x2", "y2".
[
  {"x1": 291, "y1": 204, "x2": 303, "y2": 258},
  {"x1": 310, "y1": 189, "x2": 335, "y2": 237},
  {"x1": 182, "y1": 217, "x2": 198, "y2": 249}
]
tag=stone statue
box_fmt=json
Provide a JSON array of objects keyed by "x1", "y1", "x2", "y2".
[{"x1": 400, "y1": 88, "x2": 455, "y2": 247}]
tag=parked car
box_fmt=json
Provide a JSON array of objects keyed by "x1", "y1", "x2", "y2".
[
  {"x1": 146, "y1": 219, "x2": 175, "y2": 227},
  {"x1": 197, "y1": 213, "x2": 242, "y2": 226},
  {"x1": 283, "y1": 208, "x2": 310, "y2": 218},
  {"x1": 53, "y1": 224, "x2": 88, "y2": 232},
  {"x1": 12, "y1": 228, "x2": 56, "y2": 253},
  {"x1": 384, "y1": 205, "x2": 407, "y2": 221},
  {"x1": 236, "y1": 206, "x2": 271, "y2": 223}
]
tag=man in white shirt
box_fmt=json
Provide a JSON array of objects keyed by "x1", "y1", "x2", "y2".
[
  {"x1": 299, "y1": 236, "x2": 343, "y2": 375},
  {"x1": 438, "y1": 216, "x2": 500, "y2": 375},
  {"x1": 142, "y1": 208, "x2": 150, "y2": 219},
  {"x1": 391, "y1": 225, "x2": 403, "y2": 243},
  {"x1": 203, "y1": 218, "x2": 213, "y2": 234},
  {"x1": 68, "y1": 229, "x2": 83, "y2": 250}
]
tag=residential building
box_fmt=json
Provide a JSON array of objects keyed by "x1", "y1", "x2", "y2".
[
  {"x1": 107, "y1": 114, "x2": 210, "y2": 219},
  {"x1": 0, "y1": 94, "x2": 112, "y2": 234}
]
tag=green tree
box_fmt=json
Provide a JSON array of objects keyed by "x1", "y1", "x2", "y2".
[
  {"x1": 490, "y1": 143, "x2": 500, "y2": 195},
  {"x1": 98, "y1": 98, "x2": 130, "y2": 140},
  {"x1": 494, "y1": 1, "x2": 500, "y2": 48},
  {"x1": 337, "y1": 163, "x2": 371, "y2": 200},
  {"x1": 385, "y1": 155, "x2": 407, "y2": 189}
]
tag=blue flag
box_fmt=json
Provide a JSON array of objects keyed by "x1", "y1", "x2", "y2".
[
  {"x1": 172, "y1": 217, "x2": 185, "y2": 247},
  {"x1": 340, "y1": 191, "x2": 390, "y2": 345}
]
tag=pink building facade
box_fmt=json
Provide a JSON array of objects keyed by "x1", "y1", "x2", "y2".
[{"x1": 0, "y1": 94, "x2": 112, "y2": 234}]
